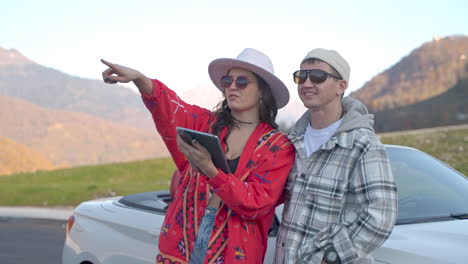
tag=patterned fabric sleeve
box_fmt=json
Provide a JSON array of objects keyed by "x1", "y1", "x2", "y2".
[
  {"x1": 301, "y1": 144, "x2": 398, "y2": 263},
  {"x1": 209, "y1": 133, "x2": 295, "y2": 220},
  {"x1": 141, "y1": 79, "x2": 215, "y2": 171}
]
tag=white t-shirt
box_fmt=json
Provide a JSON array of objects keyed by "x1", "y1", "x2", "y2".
[{"x1": 304, "y1": 118, "x2": 343, "y2": 158}]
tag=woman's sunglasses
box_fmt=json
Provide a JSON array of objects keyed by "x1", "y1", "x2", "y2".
[
  {"x1": 220, "y1": 75, "x2": 252, "y2": 89},
  {"x1": 293, "y1": 69, "x2": 342, "y2": 84}
]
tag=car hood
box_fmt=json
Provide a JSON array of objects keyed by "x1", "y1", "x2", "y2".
[{"x1": 374, "y1": 219, "x2": 468, "y2": 264}]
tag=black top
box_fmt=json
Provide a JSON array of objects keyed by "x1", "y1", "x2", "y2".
[{"x1": 227, "y1": 156, "x2": 240, "y2": 173}]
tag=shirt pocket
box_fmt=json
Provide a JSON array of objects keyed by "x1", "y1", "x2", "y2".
[{"x1": 300, "y1": 175, "x2": 347, "y2": 227}]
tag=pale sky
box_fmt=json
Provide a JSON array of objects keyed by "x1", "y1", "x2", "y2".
[{"x1": 1, "y1": 0, "x2": 467, "y2": 99}]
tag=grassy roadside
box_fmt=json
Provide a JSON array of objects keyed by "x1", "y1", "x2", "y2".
[
  {"x1": 1, "y1": 125, "x2": 466, "y2": 207},
  {"x1": 0, "y1": 157, "x2": 176, "y2": 206}
]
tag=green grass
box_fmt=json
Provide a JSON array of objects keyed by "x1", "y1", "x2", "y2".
[
  {"x1": 380, "y1": 125, "x2": 468, "y2": 175},
  {"x1": 0, "y1": 157, "x2": 176, "y2": 206}
]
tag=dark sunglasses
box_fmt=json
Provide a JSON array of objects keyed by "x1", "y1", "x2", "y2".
[
  {"x1": 293, "y1": 69, "x2": 342, "y2": 84},
  {"x1": 220, "y1": 75, "x2": 252, "y2": 89}
]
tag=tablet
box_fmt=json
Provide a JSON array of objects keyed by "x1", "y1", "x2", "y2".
[{"x1": 176, "y1": 127, "x2": 230, "y2": 173}]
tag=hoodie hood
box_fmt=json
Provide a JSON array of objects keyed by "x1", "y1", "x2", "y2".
[
  {"x1": 289, "y1": 97, "x2": 374, "y2": 140},
  {"x1": 336, "y1": 97, "x2": 374, "y2": 134}
]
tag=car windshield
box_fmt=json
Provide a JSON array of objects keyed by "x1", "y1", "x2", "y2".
[
  {"x1": 386, "y1": 146, "x2": 468, "y2": 224},
  {"x1": 118, "y1": 191, "x2": 172, "y2": 214}
]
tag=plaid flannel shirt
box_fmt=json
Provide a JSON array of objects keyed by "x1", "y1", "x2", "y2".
[{"x1": 275, "y1": 97, "x2": 398, "y2": 264}]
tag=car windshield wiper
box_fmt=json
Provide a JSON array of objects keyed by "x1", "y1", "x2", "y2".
[
  {"x1": 397, "y1": 213, "x2": 468, "y2": 225},
  {"x1": 450, "y1": 213, "x2": 468, "y2": 220}
]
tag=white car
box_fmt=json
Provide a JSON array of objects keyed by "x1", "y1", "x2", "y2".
[{"x1": 62, "y1": 145, "x2": 468, "y2": 264}]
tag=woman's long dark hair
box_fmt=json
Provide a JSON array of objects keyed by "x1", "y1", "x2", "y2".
[{"x1": 211, "y1": 72, "x2": 278, "y2": 138}]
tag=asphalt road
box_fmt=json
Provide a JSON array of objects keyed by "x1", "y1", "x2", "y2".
[{"x1": 0, "y1": 217, "x2": 66, "y2": 264}]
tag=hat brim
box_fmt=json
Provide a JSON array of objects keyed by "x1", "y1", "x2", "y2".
[{"x1": 208, "y1": 58, "x2": 289, "y2": 109}]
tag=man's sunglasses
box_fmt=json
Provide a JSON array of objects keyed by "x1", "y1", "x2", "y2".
[
  {"x1": 293, "y1": 69, "x2": 342, "y2": 84},
  {"x1": 220, "y1": 75, "x2": 253, "y2": 89}
]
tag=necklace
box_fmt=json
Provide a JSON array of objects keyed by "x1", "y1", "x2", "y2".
[{"x1": 233, "y1": 117, "x2": 258, "y2": 125}]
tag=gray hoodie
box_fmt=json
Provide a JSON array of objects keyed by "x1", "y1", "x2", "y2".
[{"x1": 289, "y1": 96, "x2": 375, "y2": 141}]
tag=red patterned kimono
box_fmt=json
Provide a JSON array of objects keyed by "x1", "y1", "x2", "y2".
[{"x1": 142, "y1": 79, "x2": 295, "y2": 264}]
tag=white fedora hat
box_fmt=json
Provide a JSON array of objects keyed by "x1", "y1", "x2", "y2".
[{"x1": 208, "y1": 48, "x2": 289, "y2": 109}]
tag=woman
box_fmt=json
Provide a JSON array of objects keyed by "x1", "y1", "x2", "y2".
[{"x1": 101, "y1": 48, "x2": 294, "y2": 264}]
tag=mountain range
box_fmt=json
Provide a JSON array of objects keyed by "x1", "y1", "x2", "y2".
[
  {"x1": 350, "y1": 35, "x2": 468, "y2": 112},
  {"x1": 0, "y1": 48, "x2": 169, "y2": 175},
  {"x1": 0, "y1": 135, "x2": 54, "y2": 176},
  {"x1": 350, "y1": 35, "x2": 468, "y2": 132},
  {"x1": 1, "y1": 35, "x2": 467, "y2": 175},
  {"x1": 0, "y1": 48, "x2": 155, "y2": 132},
  {"x1": 372, "y1": 73, "x2": 468, "y2": 132},
  {"x1": 0, "y1": 95, "x2": 167, "y2": 168}
]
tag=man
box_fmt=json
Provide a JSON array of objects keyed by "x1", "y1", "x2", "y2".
[{"x1": 274, "y1": 49, "x2": 398, "y2": 264}]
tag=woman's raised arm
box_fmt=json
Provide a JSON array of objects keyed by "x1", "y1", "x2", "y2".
[{"x1": 101, "y1": 59, "x2": 153, "y2": 95}]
